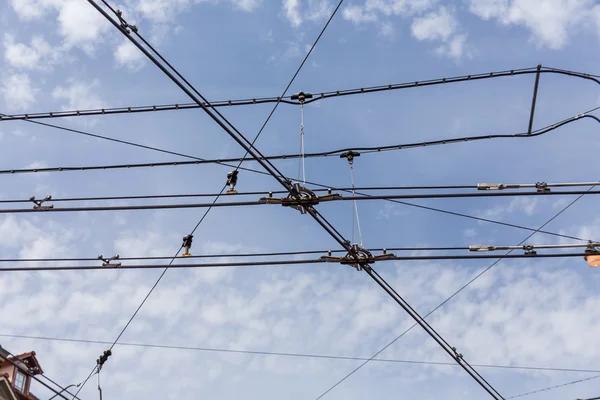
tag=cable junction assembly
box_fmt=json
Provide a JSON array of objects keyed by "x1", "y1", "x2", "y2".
[
  {"x1": 320, "y1": 245, "x2": 396, "y2": 271},
  {"x1": 97, "y1": 255, "x2": 121, "y2": 268},
  {"x1": 258, "y1": 183, "x2": 341, "y2": 214}
]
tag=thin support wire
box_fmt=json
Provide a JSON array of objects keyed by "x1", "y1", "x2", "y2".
[
  {"x1": 97, "y1": 370, "x2": 102, "y2": 400},
  {"x1": 349, "y1": 161, "x2": 363, "y2": 246},
  {"x1": 298, "y1": 102, "x2": 306, "y2": 186}
]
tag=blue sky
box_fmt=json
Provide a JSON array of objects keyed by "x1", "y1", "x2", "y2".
[{"x1": 1, "y1": 1, "x2": 600, "y2": 399}]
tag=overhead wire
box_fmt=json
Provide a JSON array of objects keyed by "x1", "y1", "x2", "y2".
[
  {"x1": 0, "y1": 252, "x2": 588, "y2": 272},
  {"x1": 2, "y1": 333, "x2": 599, "y2": 375},
  {"x1": 0, "y1": 65, "x2": 598, "y2": 122},
  {"x1": 1, "y1": 100, "x2": 590, "y2": 244},
  {"x1": 3, "y1": 106, "x2": 598, "y2": 175},
  {"x1": 2, "y1": 188, "x2": 600, "y2": 214},
  {"x1": 70, "y1": 1, "x2": 346, "y2": 398},
  {"x1": 506, "y1": 374, "x2": 600, "y2": 399},
  {"x1": 312, "y1": 185, "x2": 595, "y2": 399}
]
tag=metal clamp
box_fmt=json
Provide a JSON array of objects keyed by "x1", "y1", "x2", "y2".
[
  {"x1": 523, "y1": 245, "x2": 537, "y2": 255},
  {"x1": 96, "y1": 350, "x2": 112, "y2": 372},
  {"x1": 291, "y1": 91, "x2": 313, "y2": 104},
  {"x1": 30, "y1": 196, "x2": 53, "y2": 210},
  {"x1": 115, "y1": 10, "x2": 137, "y2": 34},
  {"x1": 451, "y1": 347, "x2": 463, "y2": 361},
  {"x1": 535, "y1": 182, "x2": 550, "y2": 192},
  {"x1": 98, "y1": 255, "x2": 121, "y2": 268},
  {"x1": 226, "y1": 170, "x2": 239, "y2": 194},
  {"x1": 320, "y1": 245, "x2": 396, "y2": 271},
  {"x1": 182, "y1": 234, "x2": 193, "y2": 257},
  {"x1": 340, "y1": 150, "x2": 360, "y2": 165},
  {"x1": 259, "y1": 184, "x2": 342, "y2": 214}
]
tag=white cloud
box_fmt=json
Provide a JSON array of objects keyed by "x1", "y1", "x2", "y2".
[
  {"x1": 477, "y1": 197, "x2": 541, "y2": 220},
  {"x1": 283, "y1": 0, "x2": 302, "y2": 27},
  {"x1": 411, "y1": 7, "x2": 457, "y2": 41},
  {"x1": 1, "y1": 73, "x2": 38, "y2": 110},
  {"x1": 10, "y1": 0, "x2": 111, "y2": 54},
  {"x1": 411, "y1": 7, "x2": 467, "y2": 59},
  {"x1": 114, "y1": 39, "x2": 145, "y2": 70},
  {"x1": 3, "y1": 34, "x2": 59, "y2": 70},
  {"x1": 52, "y1": 79, "x2": 104, "y2": 110},
  {"x1": 342, "y1": 4, "x2": 377, "y2": 22},
  {"x1": 469, "y1": 0, "x2": 599, "y2": 49}
]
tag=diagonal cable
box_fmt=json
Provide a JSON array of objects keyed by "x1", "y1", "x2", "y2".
[
  {"x1": 313, "y1": 185, "x2": 595, "y2": 399},
  {"x1": 507, "y1": 374, "x2": 600, "y2": 399}
]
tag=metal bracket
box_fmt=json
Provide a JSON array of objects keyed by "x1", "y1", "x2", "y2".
[
  {"x1": 291, "y1": 91, "x2": 313, "y2": 104},
  {"x1": 182, "y1": 234, "x2": 193, "y2": 257},
  {"x1": 30, "y1": 195, "x2": 53, "y2": 210},
  {"x1": 535, "y1": 182, "x2": 550, "y2": 192},
  {"x1": 116, "y1": 10, "x2": 137, "y2": 34},
  {"x1": 339, "y1": 150, "x2": 360, "y2": 165},
  {"x1": 226, "y1": 170, "x2": 239, "y2": 194},
  {"x1": 259, "y1": 184, "x2": 342, "y2": 214},
  {"x1": 98, "y1": 255, "x2": 121, "y2": 268},
  {"x1": 320, "y1": 245, "x2": 396, "y2": 271},
  {"x1": 96, "y1": 350, "x2": 112, "y2": 372},
  {"x1": 451, "y1": 347, "x2": 464, "y2": 361},
  {"x1": 523, "y1": 245, "x2": 537, "y2": 256}
]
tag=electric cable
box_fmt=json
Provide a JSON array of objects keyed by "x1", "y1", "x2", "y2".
[
  {"x1": 0, "y1": 246, "x2": 471, "y2": 263},
  {"x1": 0, "y1": 252, "x2": 588, "y2": 272},
  {"x1": 4, "y1": 106, "x2": 598, "y2": 175},
  {"x1": 363, "y1": 267, "x2": 505, "y2": 400},
  {"x1": 1, "y1": 103, "x2": 588, "y2": 243},
  {"x1": 0, "y1": 185, "x2": 485, "y2": 204},
  {"x1": 3, "y1": 188, "x2": 600, "y2": 214},
  {"x1": 506, "y1": 374, "x2": 600, "y2": 399},
  {"x1": 312, "y1": 185, "x2": 595, "y2": 399},
  {"x1": 2, "y1": 333, "x2": 599, "y2": 375},
  {"x1": 1, "y1": 65, "x2": 598, "y2": 122},
  {"x1": 71, "y1": 2, "x2": 347, "y2": 398}
]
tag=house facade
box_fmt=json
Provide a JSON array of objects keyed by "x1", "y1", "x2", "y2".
[{"x1": 0, "y1": 349, "x2": 43, "y2": 400}]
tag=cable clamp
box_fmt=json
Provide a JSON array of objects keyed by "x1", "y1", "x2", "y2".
[
  {"x1": 96, "y1": 350, "x2": 112, "y2": 373},
  {"x1": 291, "y1": 91, "x2": 313, "y2": 104},
  {"x1": 451, "y1": 347, "x2": 463, "y2": 361},
  {"x1": 226, "y1": 170, "x2": 239, "y2": 194},
  {"x1": 182, "y1": 234, "x2": 193, "y2": 257},
  {"x1": 522, "y1": 245, "x2": 537, "y2": 255},
  {"x1": 320, "y1": 245, "x2": 396, "y2": 271},
  {"x1": 339, "y1": 150, "x2": 360, "y2": 166},
  {"x1": 30, "y1": 195, "x2": 53, "y2": 210},
  {"x1": 258, "y1": 184, "x2": 341, "y2": 214},
  {"x1": 115, "y1": 10, "x2": 138, "y2": 34},
  {"x1": 535, "y1": 182, "x2": 550, "y2": 192},
  {"x1": 98, "y1": 254, "x2": 121, "y2": 268}
]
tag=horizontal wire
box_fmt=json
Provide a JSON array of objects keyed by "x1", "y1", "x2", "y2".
[
  {"x1": 7, "y1": 180, "x2": 598, "y2": 204},
  {"x1": 1, "y1": 333, "x2": 598, "y2": 375},
  {"x1": 3, "y1": 189, "x2": 599, "y2": 214},
  {"x1": 2, "y1": 107, "x2": 598, "y2": 176},
  {"x1": 1, "y1": 87, "x2": 589, "y2": 245},
  {"x1": 0, "y1": 65, "x2": 597, "y2": 122},
  {"x1": 507, "y1": 374, "x2": 600, "y2": 399},
  {"x1": 0, "y1": 252, "x2": 588, "y2": 272},
  {"x1": 0, "y1": 185, "x2": 477, "y2": 204},
  {"x1": 0, "y1": 246, "x2": 470, "y2": 263}
]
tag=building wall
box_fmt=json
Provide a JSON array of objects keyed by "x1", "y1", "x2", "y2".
[{"x1": 0, "y1": 366, "x2": 13, "y2": 382}]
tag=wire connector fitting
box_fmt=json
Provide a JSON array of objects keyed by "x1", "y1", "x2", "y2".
[
  {"x1": 98, "y1": 255, "x2": 121, "y2": 268},
  {"x1": 115, "y1": 10, "x2": 138, "y2": 34},
  {"x1": 30, "y1": 195, "x2": 53, "y2": 210},
  {"x1": 258, "y1": 184, "x2": 341, "y2": 214},
  {"x1": 339, "y1": 150, "x2": 360, "y2": 165},
  {"x1": 226, "y1": 170, "x2": 239, "y2": 194},
  {"x1": 320, "y1": 245, "x2": 396, "y2": 271},
  {"x1": 96, "y1": 350, "x2": 112, "y2": 372},
  {"x1": 291, "y1": 91, "x2": 313, "y2": 104},
  {"x1": 182, "y1": 234, "x2": 193, "y2": 257}
]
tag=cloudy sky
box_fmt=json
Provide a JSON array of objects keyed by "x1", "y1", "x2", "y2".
[{"x1": 1, "y1": 0, "x2": 600, "y2": 399}]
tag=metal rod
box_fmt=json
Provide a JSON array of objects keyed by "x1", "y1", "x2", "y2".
[{"x1": 528, "y1": 64, "x2": 542, "y2": 134}]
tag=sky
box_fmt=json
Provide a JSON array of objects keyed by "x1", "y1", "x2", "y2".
[{"x1": 1, "y1": 0, "x2": 600, "y2": 399}]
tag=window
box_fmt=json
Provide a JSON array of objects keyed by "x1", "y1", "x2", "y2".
[{"x1": 13, "y1": 371, "x2": 26, "y2": 392}]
